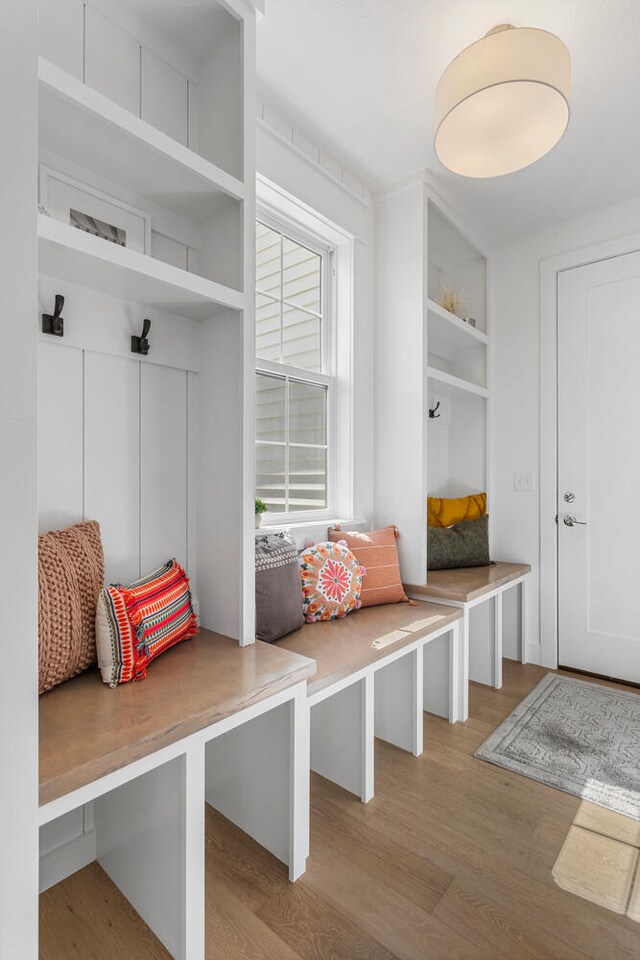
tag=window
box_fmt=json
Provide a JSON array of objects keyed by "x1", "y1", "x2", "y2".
[{"x1": 255, "y1": 216, "x2": 334, "y2": 517}]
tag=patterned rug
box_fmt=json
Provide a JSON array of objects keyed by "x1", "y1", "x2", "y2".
[{"x1": 475, "y1": 674, "x2": 640, "y2": 819}]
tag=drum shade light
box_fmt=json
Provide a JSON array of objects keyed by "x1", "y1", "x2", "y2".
[{"x1": 435, "y1": 24, "x2": 571, "y2": 178}]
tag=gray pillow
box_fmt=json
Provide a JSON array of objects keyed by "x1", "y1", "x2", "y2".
[
  {"x1": 255, "y1": 532, "x2": 305, "y2": 642},
  {"x1": 427, "y1": 514, "x2": 490, "y2": 570}
]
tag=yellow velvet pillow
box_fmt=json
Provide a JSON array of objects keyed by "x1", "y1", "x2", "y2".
[{"x1": 427, "y1": 493, "x2": 487, "y2": 528}]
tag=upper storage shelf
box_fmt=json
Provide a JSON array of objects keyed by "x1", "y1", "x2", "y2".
[
  {"x1": 38, "y1": 215, "x2": 244, "y2": 320},
  {"x1": 427, "y1": 298, "x2": 489, "y2": 359},
  {"x1": 427, "y1": 200, "x2": 487, "y2": 333},
  {"x1": 38, "y1": 0, "x2": 245, "y2": 182},
  {"x1": 39, "y1": 58, "x2": 244, "y2": 224},
  {"x1": 427, "y1": 365, "x2": 489, "y2": 399}
]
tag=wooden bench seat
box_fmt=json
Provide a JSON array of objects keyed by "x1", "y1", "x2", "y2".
[
  {"x1": 277, "y1": 600, "x2": 460, "y2": 697},
  {"x1": 405, "y1": 561, "x2": 532, "y2": 709},
  {"x1": 405, "y1": 561, "x2": 531, "y2": 603},
  {"x1": 40, "y1": 629, "x2": 316, "y2": 807},
  {"x1": 276, "y1": 601, "x2": 463, "y2": 803}
]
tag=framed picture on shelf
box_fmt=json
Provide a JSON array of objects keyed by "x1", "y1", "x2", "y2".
[{"x1": 38, "y1": 166, "x2": 151, "y2": 254}]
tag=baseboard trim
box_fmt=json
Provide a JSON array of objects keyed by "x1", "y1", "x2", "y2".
[{"x1": 40, "y1": 828, "x2": 97, "y2": 893}]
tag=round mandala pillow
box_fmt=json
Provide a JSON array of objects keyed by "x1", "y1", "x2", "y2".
[{"x1": 299, "y1": 540, "x2": 365, "y2": 623}]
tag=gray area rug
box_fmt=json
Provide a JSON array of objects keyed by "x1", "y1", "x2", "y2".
[{"x1": 475, "y1": 673, "x2": 640, "y2": 819}]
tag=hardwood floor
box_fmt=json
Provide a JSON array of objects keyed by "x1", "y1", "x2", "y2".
[{"x1": 40, "y1": 661, "x2": 640, "y2": 959}]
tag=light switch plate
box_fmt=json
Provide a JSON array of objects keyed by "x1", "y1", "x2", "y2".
[{"x1": 514, "y1": 472, "x2": 534, "y2": 492}]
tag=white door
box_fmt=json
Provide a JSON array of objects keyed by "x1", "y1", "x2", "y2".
[{"x1": 558, "y1": 252, "x2": 640, "y2": 682}]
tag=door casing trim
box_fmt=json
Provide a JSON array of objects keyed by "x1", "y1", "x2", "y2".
[{"x1": 540, "y1": 231, "x2": 640, "y2": 668}]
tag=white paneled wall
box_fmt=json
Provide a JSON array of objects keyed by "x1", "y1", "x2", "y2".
[
  {"x1": 141, "y1": 48, "x2": 189, "y2": 145},
  {"x1": 84, "y1": 352, "x2": 141, "y2": 584},
  {"x1": 37, "y1": 279, "x2": 199, "y2": 590},
  {"x1": 84, "y1": 5, "x2": 142, "y2": 116},
  {"x1": 140, "y1": 363, "x2": 188, "y2": 574},
  {"x1": 38, "y1": 341, "x2": 83, "y2": 532}
]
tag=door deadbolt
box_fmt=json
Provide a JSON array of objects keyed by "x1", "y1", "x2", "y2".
[{"x1": 563, "y1": 491, "x2": 576, "y2": 503}]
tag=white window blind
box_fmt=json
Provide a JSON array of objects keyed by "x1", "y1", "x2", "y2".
[{"x1": 255, "y1": 216, "x2": 333, "y2": 517}]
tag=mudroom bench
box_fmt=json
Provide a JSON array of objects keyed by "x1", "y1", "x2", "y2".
[
  {"x1": 406, "y1": 562, "x2": 532, "y2": 719},
  {"x1": 276, "y1": 600, "x2": 463, "y2": 804},
  {"x1": 39, "y1": 630, "x2": 316, "y2": 960}
]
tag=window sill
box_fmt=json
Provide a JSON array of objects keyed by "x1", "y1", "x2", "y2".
[{"x1": 254, "y1": 517, "x2": 368, "y2": 538}]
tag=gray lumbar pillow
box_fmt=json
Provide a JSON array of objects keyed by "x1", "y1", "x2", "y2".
[
  {"x1": 255, "y1": 531, "x2": 305, "y2": 642},
  {"x1": 427, "y1": 514, "x2": 490, "y2": 570}
]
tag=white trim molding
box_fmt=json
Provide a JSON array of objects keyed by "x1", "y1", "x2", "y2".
[
  {"x1": 257, "y1": 95, "x2": 372, "y2": 207},
  {"x1": 539, "y1": 229, "x2": 640, "y2": 669}
]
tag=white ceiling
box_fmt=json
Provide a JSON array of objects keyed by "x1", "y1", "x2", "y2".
[{"x1": 257, "y1": 0, "x2": 640, "y2": 237}]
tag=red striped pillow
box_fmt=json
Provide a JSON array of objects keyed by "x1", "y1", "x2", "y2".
[{"x1": 96, "y1": 559, "x2": 198, "y2": 686}]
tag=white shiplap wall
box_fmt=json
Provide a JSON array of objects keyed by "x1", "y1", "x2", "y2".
[{"x1": 37, "y1": 276, "x2": 200, "y2": 588}]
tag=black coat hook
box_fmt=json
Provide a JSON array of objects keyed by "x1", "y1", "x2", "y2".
[
  {"x1": 42, "y1": 294, "x2": 65, "y2": 337},
  {"x1": 429, "y1": 400, "x2": 441, "y2": 419},
  {"x1": 131, "y1": 318, "x2": 152, "y2": 355}
]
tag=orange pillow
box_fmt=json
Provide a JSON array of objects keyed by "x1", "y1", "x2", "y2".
[
  {"x1": 328, "y1": 525, "x2": 408, "y2": 607},
  {"x1": 427, "y1": 493, "x2": 487, "y2": 528}
]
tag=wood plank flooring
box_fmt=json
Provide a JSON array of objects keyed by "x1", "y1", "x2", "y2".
[{"x1": 40, "y1": 661, "x2": 640, "y2": 959}]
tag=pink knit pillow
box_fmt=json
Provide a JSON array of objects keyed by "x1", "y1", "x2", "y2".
[{"x1": 38, "y1": 520, "x2": 104, "y2": 694}]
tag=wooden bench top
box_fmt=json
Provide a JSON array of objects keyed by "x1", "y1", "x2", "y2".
[
  {"x1": 276, "y1": 601, "x2": 461, "y2": 697},
  {"x1": 39, "y1": 630, "x2": 316, "y2": 807},
  {"x1": 405, "y1": 561, "x2": 531, "y2": 604}
]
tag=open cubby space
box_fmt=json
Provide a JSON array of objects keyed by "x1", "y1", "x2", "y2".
[
  {"x1": 38, "y1": 0, "x2": 244, "y2": 182},
  {"x1": 427, "y1": 298, "x2": 488, "y2": 392},
  {"x1": 38, "y1": 89, "x2": 244, "y2": 295},
  {"x1": 40, "y1": 757, "x2": 191, "y2": 959},
  {"x1": 427, "y1": 200, "x2": 487, "y2": 333},
  {"x1": 427, "y1": 385, "x2": 487, "y2": 498},
  {"x1": 40, "y1": 801, "x2": 295, "y2": 960},
  {"x1": 36, "y1": 283, "x2": 249, "y2": 641}
]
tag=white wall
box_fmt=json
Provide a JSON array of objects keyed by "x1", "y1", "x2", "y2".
[
  {"x1": 492, "y1": 196, "x2": 640, "y2": 664},
  {"x1": 256, "y1": 95, "x2": 374, "y2": 544},
  {"x1": 0, "y1": 3, "x2": 39, "y2": 956}
]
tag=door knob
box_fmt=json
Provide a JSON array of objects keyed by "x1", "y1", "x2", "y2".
[
  {"x1": 563, "y1": 515, "x2": 587, "y2": 527},
  {"x1": 563, "y1": 491, "x2": 576, "y2": 503}
]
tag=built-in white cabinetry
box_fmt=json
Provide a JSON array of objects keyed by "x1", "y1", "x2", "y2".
[
  {"x1": 36, "y1": 0, "x2": 256, "y2": 643},
  {"x1": 373, "y1": 177, "x2": 491, "y2": 583},
  {"x1": 30, "y1": 0, "x2": 260, "y2": 956}
]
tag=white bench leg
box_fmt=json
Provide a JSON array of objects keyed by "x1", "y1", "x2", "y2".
[
  {"x1": 184, "y1": 746, "x2": 205, "y2": 959},
  {"x1": 520, "y1": 578, "x2": 529, "y2": 664},
  {"x1": 375, "y1": 646, "x2": 423, "y2": 757},
  {"x1": 310, "y1": 676, "x2": 374, "y2": 804},
  {"x1": 363, "y1": 672, "x2": 375, "y2": 802},
  {"x1": 448, "y1": 620, "x2": 466, "y2": 723},
  {"x1": 289, "y1": 690, "x2": 310, "y2": 880},
  {"x1": 461, "y1": 608, "x2": 470, "y2": 720},
  {"x1": 494, "y1": 591, "x2": 503, "y2": 689}
]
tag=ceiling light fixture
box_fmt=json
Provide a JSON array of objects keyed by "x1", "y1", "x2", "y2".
[{"x1": 434, "y1": 24, "x2": 571, "y2": 178}]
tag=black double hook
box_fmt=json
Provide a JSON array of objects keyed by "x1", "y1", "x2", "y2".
[
  {"x1": 131, "y1": 318, "x2": 152, "y2": 355},
  {"x1": 429, "y1": 400, "x2": 441, "y2": 419},
  {"x1": 42, "y1": 294, "x2": 65, "y2": 337}
]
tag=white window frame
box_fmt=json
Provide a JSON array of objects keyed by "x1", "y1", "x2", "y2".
[{"x1": 256, "y1": 207, "x2": 337, "y2": 524}]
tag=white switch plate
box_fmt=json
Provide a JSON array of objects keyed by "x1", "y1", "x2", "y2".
[{"x1": 514, "y1": 472, "x2": 534, "y2": 492}]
